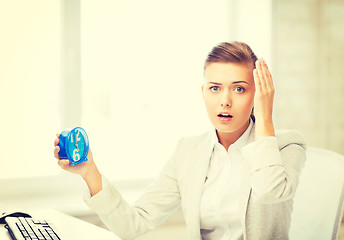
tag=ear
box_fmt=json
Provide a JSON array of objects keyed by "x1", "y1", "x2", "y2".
[{"x1": 201, "y1": 84, "x2": 205, "y2": 100}]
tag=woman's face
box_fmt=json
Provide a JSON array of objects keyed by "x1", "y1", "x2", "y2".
[{"x1": 202, "y1": 62, "x2": 255, "y2": 135}]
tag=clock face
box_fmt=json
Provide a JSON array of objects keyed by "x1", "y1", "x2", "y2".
[{"x1": 67, "y1": 128, "x2": 87, "y2": 162}]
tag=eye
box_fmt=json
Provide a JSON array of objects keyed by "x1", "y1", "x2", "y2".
[
  {"x1": 210, "y1": 86, "x2": 220, "y2": 92},
  {"x1": 234, "y1": 86, "x2": 245, "y2": 93}
]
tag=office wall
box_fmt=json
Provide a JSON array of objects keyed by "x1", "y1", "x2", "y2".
[{"x1": 272, "y1": 0, "x2": 344, "y2": 155}]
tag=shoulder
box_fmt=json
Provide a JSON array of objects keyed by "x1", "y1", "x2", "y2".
[
  {"x1": 165, "y1": 131, "x2": 212, "y2": 171},
  {"x1": 274, "y1": 129, "x2": 307, "y2": 150},
  {"x1": 175, "y1": 131, "x2": 212, "y2": 151}
]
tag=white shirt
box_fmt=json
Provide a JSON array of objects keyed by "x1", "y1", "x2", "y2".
[{"x1": 200, "y1": 120, "x2": 253, "y2": 240}]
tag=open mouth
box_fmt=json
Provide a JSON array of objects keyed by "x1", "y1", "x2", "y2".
[{"x1": 218, "y1": 113, "x2": 233, "y2": 118}]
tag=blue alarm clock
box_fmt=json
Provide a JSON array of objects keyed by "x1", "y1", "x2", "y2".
[{"x1": 58, "y1": 127, "x2": 89, "y2": 166}]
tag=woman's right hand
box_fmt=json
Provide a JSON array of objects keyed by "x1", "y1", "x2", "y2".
[
  {"x1": 54, "y1": 132, "x2": 103, "y2": 196},
  {"x1": 54, "y1": 133, "x2": 95, "y2": 178}
]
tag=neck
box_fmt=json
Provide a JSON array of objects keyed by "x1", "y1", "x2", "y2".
[{"x1": 216, "y1": 120, "x2": 250, "y2": 151}]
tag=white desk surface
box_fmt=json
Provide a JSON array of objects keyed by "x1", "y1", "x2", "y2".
[{"x1": 0, "y1": 209, "x2": 121, "y2": 240}]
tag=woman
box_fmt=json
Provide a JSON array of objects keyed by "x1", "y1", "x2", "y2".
[{"x1": 54, "y1": 41, "x2": 306, "y2": 240}]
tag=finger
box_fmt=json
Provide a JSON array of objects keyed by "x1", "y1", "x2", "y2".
[
  {"x1": 54, "y1": 137, "x2": 59, "y2": 146},
  {"x1": 58, "y1": 159, "x2": 70, "y2": 169},
  {"x1": 253, "y1": 68, "x2": 261, "y2": 94},
  {"x1": 256, "y1": 59, "x2": 267, "y2": 92},
  {"x1": 54, "y1": 146, "x2": 61, "y2": 160},
  {"x1": 54, "y1": 133, "x2": 60, "y2": 146},
  {"x1": 260, "y1": 58, "x2": 274, "y2": 90}
]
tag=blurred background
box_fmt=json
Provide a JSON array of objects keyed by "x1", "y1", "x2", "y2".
[{"x1": 0, "y1": 0, "x2": 343, "y2": 239}]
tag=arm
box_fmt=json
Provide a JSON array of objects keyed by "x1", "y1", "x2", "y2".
[
  {"x1": 83, "y1": 141, "x2": 183, "y2": 240},
  {"x1": 242, "y1": 131, "x2": 306, "y2": 203},
  {"x1": 54, "y1": 133, "x2": 102, "y2": 196},
  {"x1": 82, "y1": 161, "x2": 102, "y2": 196},
  {"x1": 55, "y1": 133, "x2": 182, "y2": 240},
  {"x1": 244, "y1": 58, "x2": 306, "y2": 203}
]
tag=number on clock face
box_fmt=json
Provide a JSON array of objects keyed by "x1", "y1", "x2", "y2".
[
  {"x1": 70, "y1": 130, "x2": 81, "y2": 143},
  {"x1": 69, "y1": 128, "x2": 85, "y2": 162}
]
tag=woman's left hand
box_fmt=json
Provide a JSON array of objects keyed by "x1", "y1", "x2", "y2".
[{"x1": 253, "y1": 58, "x2": 275, "y2": 140}]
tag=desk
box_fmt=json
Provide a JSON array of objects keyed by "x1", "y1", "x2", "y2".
[{"x1": 0, "y1": 209, "x2": 121, "y2": 240}]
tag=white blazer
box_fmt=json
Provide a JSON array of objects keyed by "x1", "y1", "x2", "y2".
[{"x1": 84, "y1": 123, "x2": 306, "y2": 240}]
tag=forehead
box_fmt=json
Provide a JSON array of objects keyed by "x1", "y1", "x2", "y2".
[{"x1": 204, "y1": 62, "x2": 254, "y2": 84}]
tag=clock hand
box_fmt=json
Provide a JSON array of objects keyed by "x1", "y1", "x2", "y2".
[{"x1": 74, "y1": 133, "x2": 79, "y2": 151}]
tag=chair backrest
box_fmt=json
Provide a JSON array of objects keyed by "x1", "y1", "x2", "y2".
[{"x1": 290, "y1": 147, "x2": 344, "y2": 240}]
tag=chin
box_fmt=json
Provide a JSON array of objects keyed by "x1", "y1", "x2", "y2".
[
  {"x1": 216, "y1": 127, "x2": 240, "y2": 134},
  {"x1": 214, "y1": 119, "x2": 250, "y2": 134}
]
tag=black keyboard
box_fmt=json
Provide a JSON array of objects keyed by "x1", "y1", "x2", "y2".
[{"x1": 5, "y1": 217, "x2": 61, "y2": 240}]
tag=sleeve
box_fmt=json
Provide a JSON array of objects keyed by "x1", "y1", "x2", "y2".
[
  {"x1": 83, "y1": 140, "x2": 183, "y2": 240},
  {"x1": 241, "y1": 131, "x2": 306, "y2": 204}
]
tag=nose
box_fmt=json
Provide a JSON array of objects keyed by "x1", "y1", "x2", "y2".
[{"x1": 220, "y1": 90, "x2": 232, "y2": 107}]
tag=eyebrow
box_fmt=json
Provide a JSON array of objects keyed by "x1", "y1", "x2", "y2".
[{"x1": 207, "y1": 81, "x2": 249, "y2": 85}]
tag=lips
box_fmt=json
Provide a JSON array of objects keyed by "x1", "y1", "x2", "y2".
[
  {"x1": 218, "y1": 113, "x2": 232, "y2": 118},
  {"x1": 217, "y1": 112, "x2": 233, "y2": 123}
]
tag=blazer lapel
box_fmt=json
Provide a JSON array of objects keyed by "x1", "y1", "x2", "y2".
[
  {"x1": 239, "y1": 123, "x2": 255, "y2": 236},
  {"x1": 239, "y1": 161, "x2": 252, "y2": 236},
  {"x1": 185, "y1": 132, "x2": 214, "y2": 237}
]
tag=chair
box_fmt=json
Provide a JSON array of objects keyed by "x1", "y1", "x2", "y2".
[{"x1": 289, "y1": 147, "x2": 344, "y2": 240}]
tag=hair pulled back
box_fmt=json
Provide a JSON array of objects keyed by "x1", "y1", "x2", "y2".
[{"x1": 204, "y1": 41, "x2": 258, "y2": 70}]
